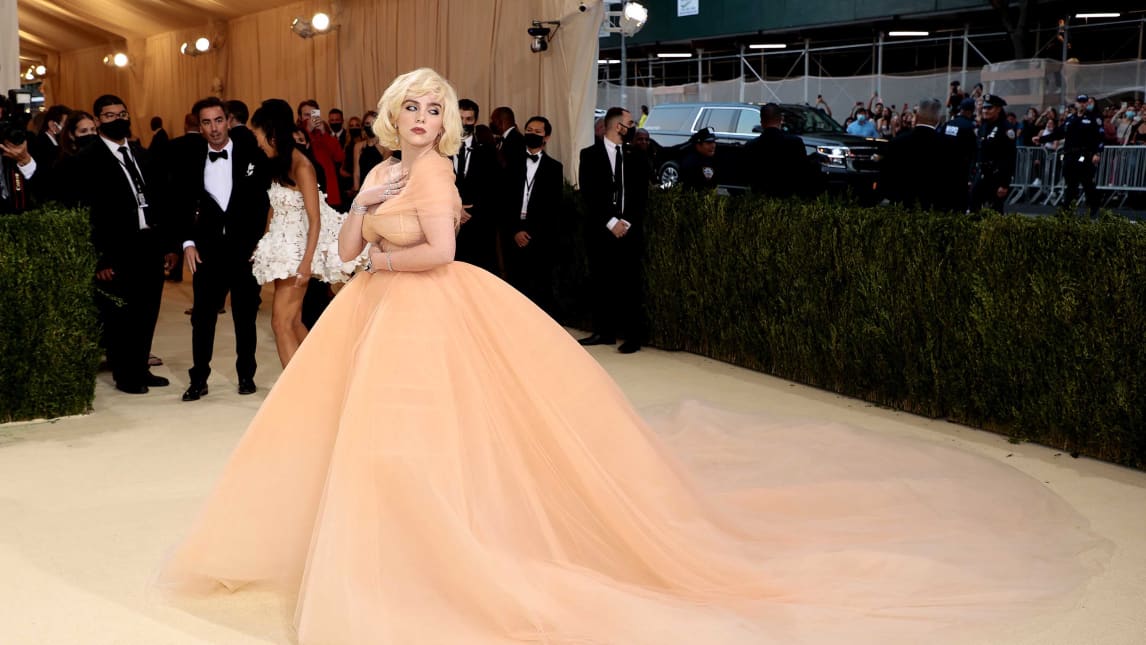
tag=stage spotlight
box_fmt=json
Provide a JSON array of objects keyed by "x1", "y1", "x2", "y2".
[
  {"x1": 195, "y1": 37, "x2": 211, "y2": 52},
  {"x1": 35, "y1": 65, "x2": 47, "y2": 76},
  {"x1": 528, "y1": 21, "x2": 559, "y2": 54},
  {"x1": 312, "y1": 12, "x2": 332, "y2": 32}
]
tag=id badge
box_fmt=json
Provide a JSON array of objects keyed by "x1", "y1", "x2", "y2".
[{"x1": 137, "y1": 191, "x2": 150, "y2": 209}]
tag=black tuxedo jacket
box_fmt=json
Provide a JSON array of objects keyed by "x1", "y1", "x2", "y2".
[
  {"x1": 0, "y1": 156, "x2": 43, "y2": 214},
  {"x1": 504, "y1": 152, "x2": 564, "y2": 241},
  {"x1": 31, "y1": 131, "x2": 59, "y2": 168},
  {"x1": 176, "y1": 137, "x2": 271, "y2": 261},
  {"x1": 62, "y1": 138, "x2": 171, "y2": 270},
  {"x1": 880, "y1": 125, "x2": 962, "y2": 211},
  {"x1": 498, "y1": 128, "x2": 526, "y2": 168},
  {"x1": 578, "y1": 139, "x2": 649, "y2": 242},
  {"x1": 454, "y1": 140, "x2": 497, "y2": 214},
  {"x1": 744, "y1": 127, "x2": 814, "y2": 198}
]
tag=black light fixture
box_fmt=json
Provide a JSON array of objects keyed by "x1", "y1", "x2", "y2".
[{"x1": 529, "y1": 20, "x2": 561, "y2": 53}]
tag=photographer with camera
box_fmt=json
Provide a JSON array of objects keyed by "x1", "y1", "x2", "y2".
[{"x1": 0, "y1": 96, "x2": 42, "y2": 214}]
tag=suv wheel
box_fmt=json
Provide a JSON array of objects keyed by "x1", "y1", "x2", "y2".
[{"x1": 658, "y1": 161, "x2": 680, "y2": 187}]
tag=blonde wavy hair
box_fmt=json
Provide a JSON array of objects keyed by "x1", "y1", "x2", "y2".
[{"x1": 374, "y1": 68, "x2": 462, "y2": 156}]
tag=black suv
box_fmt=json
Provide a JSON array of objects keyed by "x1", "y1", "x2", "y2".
[{"x1": 641, "y1": 102, "x2": 885, "y2": 198}]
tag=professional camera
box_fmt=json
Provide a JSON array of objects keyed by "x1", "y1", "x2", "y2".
[{"x1": 0, "y1": 119, "x2": 29, "y2": 146}]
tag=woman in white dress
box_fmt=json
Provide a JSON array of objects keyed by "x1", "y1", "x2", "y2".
[{"x1": 248, "y1": 99, "x2": 360, "y2": 367}]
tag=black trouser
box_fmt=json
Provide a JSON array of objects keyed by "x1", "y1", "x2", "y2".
[
  {"x1": 95, "y1": 229, "x2": 165, "y2": 388},
  {"x1": 1062, "y1": 156, "x2": 1101, "y2": 216},
  {"x1": 972, "y1": 174, "x2": 1008, "y2": 214},
  {"x1": 588, "y1": 232, "x2": 644, "y2": 343},
  {"x1": 189, "y1": 245, "x2": 262, "y2": 385},
  {"x1": 505, "y1": 238, "x2": 556, "y2": 317}
]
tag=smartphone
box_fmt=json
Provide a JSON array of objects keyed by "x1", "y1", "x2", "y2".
[
  {"x1": 1122, "y1": 101, "x2": 1128, "y2": 109},
  {"x1": 310, "y1": 108, "x2": 321, "y2": 119}
]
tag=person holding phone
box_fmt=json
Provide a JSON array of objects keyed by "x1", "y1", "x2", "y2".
[{"x1": 295, "y1": 99, "x2": 345, "y2": 211}]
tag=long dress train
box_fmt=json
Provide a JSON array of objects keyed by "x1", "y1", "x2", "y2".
[{"x1": 158, "y1": 154, "x2": 1104, "y2": 644}]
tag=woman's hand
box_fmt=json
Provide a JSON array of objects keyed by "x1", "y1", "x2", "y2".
[
  {"x1": 295, "y1": 261, "x2": 313, "y2": 287},
  {"x1": 369, "y1": 246, "x2": 387, "y2": 272},
  {"x1": 356, "y1": 174, "x2": 408, "y2": 207}
]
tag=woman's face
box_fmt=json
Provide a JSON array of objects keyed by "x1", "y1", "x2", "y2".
[
  {"x1": 292, "y1": 130, "x2": 308, "y2": 147},
  {"x1": 72, "y1": 118, "x2": 97, "y2": 137},
  {"x1": 396, "y1": 93, "x2": 444, "y2": 149},
  {"x1": 363, "y1": 115, "x2": 376, "y2": 132},
  {"x1": 251, "y1": 125, "x2": 275, "y2": 158}
]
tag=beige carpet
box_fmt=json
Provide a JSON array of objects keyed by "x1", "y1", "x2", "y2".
[{"x1": 1, "y1": 279, "x2": 1144, "y2": 644}]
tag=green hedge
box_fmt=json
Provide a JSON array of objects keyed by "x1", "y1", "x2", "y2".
[
  {"x1": 0, "y1": 205, "x2": 101, "y2": 422},
  {"x1": 558, "y1": 189, "x2": 1146, "y2": 468}
]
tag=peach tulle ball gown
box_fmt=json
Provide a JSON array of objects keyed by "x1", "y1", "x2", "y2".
[{"x1": 158, "y1": 153, "x2": 1104, "y2": 644}]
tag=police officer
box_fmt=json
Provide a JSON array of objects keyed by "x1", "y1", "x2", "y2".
[
  {"x1": 680, "y1": 127, "x2": 718, "y2": 192},
  {"x1": 942, "y1": 97, "x2": 979, "y2": 210},
  {"x1": 1034, "y1": 94, "x2": 1104, "y2": 217},
  {"x1": 972, "y1": 94, "x2": 1017, "y2": 214}
]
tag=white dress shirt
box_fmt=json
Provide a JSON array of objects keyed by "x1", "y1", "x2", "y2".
[
  {"x1": 520, "y1": 151, "x2": 542, "y2": 218},
  {"x1": 185, "y1": 140, "x2": 234, "y2": 249},
  {"x1": 101, "y1": 135, "x2": 149, "y2": 230},
  {"x1": 603, "y1": 139, "x2": 628, "y2": 231},
  {"x1": 454, "y1": 135, "x2": 473, "y2": 177}
]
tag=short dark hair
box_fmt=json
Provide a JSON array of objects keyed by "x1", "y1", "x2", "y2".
[
  {"x1": 759, "y1": 103, "x2": 782, "y2": 125},
  {"x1": 328, "y1": 108, "x2": 343, "y2": 118},
  {"x1": 491, "y1": 106, "x2": 516, "y2": 128},
  {"x1": 225, "y1": 100, "x2": 250, "y2": 124},
  {"x1": 458, "y1": 98, "x2": 480, "y2": 120},
  {"x1": 150, "y1": 116, "x2": 163, "y2": 130},
  {"x1": 604, "y1": 107, "x2": 628, "y2": 129},
  {"x1": 44, "y1": 104, "x2": 70, "y2": 125},
  {"x1": 524, "y1": 116, "x2": 552, "y2": 137},
  {"x1": 297, "y1": 99, "x2": 319, "y2": 117},
  {"x1": 192, "y1": 96, "x2": 227, "y2": 121},
  {"x1": 93, "y1": 95, "x2": 127, "y2": 116}
]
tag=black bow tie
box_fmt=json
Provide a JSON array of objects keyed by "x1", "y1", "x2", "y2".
[
  {"x1": 527, "y1": 153, "x2": 540, "y2": 163},
  {"x1": 208, "y1": 150, "x2": 229, "y2": 162}
]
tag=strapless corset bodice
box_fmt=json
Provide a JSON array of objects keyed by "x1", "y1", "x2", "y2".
[{"x1": 362, "y1": 208, "x2": 426, "y2": 249}]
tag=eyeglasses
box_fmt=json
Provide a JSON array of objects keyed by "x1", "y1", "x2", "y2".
[{"x1": 99, "y1": 111, "x2": 129, "y2": 120}]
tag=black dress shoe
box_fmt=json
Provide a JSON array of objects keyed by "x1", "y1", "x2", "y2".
[
  {"x1": 578, "y1": 334, "x2": 616, "y2": 346},
  {"x1": 237, "y1": 378, "x2": 257, "y2": 395},
  {"x1": 182, "y1": 382, "x2": 209, "y2": 402},
  {"x1": 145, "y1": 372, "x2": 170, "y2": 387},
  {"x1": 116, "y1": 382, "x2": 149, "y2": 394},
  {"x1": 618, "y1": 340, "x2": 642, "y2": 354}
]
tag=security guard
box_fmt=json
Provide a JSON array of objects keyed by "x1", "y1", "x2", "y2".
[
  {"x1": 942, "y1": 97, "x2": 979, "y2": 210},
  {"x1": 1035, "y1": 94, "x2": 1104, "y2": 217},
  {"x1": 972, "y1": 93, "x2": 1017, "y2": 214},
  {"x1": 680, "y1": 127, "x2": 718, "y2": 192}
]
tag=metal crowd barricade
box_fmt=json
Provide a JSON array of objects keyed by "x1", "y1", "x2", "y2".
[{"x1": 1096, "y1": 145, "x2": 1146, "y2": 208}]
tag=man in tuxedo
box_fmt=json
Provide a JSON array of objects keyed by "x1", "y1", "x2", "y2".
[
  {"x1": 490, "y1": 106, "x2": 525, "y2": 169},
  {"x1": 743, "y1": 103, "x2": 816, "y2": 199},
  {"x1": 0, "y1": 135, "x2": 41, "y2": 214},
  {"x1": 578, "y1": 107, "x2": 649, "y2": 354},
  {"x1": 453, "y1": 98, "x2": 500, "y2": 274},
  {"x1": 177, "y1": 97, "x2": 270, "y2": 401},
  {"x1": 880, "y1": 98, "x2": 963, "y2": 211},
  {"x1": 63, "y1": 94, "x2": 178, "y2": 394},
  {"x1": 503, "y1": 116, "x2": 564, "y2": 315},
  {"x1": 225, "y1": 100, "x2": 257, "y2": 152}
]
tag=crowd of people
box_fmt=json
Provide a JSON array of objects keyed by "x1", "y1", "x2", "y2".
[{"x1": 0, "y1": 88, "x2": 650, "y2": 399}]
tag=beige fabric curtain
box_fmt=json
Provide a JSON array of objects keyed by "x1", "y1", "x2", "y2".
[{"x1": 51, "y1": 0, "x2": 601, "y2": 182}]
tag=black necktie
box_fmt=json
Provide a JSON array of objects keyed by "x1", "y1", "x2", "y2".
[
  {"x1": 208, "y1": 149, "x2": 229, "y2": 162},
  {"x1": 118, "y1": 146, "x2": 146, "y2": 193},
  {"x1": 457, "y1": 145, "x2": 468, "y2": 177},
  {"x1": 613, "y1": 145, "x2": 624, "y2": 212},
  {"x1": 527, "y1": 153, "x2": 540, "y2": 163}
]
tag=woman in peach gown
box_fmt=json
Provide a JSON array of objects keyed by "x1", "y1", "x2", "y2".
[{"x1": 159, "y1": 69, "x2": 1103, "y2": 644}]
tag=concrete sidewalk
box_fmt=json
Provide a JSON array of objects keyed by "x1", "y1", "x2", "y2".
[{"x1": 1, "y1": 280, "x2": 1144, "y2": 644}]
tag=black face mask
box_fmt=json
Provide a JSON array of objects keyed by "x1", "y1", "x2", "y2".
[
  {"x1": 75, "y1": 134, "x2": 99, "y2": 149},
  {"x1": 523, "y1": 133, "x2": 544, "y2": 149},
  {"x1": 364, "y1": 125, "x2": 375, "y2": 138},
  {"x1": 329, "y1": 123, "x2": 343, "y2": 133},
  {"x1": 462, "y1": 124, "x2": 475, "y2": 136},
  {"x1": 349, "y1": 127, "x2": 363, "y2": 139},
  {"x1": 99, "y1": 118, "x2": 132, "y2": 141},
  {"x1": 294, "y1": 143, "x2": 309, "y2": 153},
  {"x1": 622, "y1": 125, "x2": 636, "y2": 144}
]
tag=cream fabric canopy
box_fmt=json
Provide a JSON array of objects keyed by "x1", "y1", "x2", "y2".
[{"x1": 23, "y1": 0, "x2": 602, "y2": 183}]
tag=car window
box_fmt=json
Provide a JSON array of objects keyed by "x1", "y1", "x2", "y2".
[
  {"x1": 643, "y1": 105, "x2": 696, "y2": 133},
  {"x1": 735, "y1": 108, "x2": 760, "y2": 134},
  {"x1": 701, "y1": 108, "x2": 738, "y2": 134}
]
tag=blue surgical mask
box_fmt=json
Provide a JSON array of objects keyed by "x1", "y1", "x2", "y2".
[
  {"x1": 1126, "y1": 111, "x2": 1136, "y2": 120},
  {"x1": 1085, "y1": 103, "x2": 1094, "y2": 112},
  {"x1": 857, "y1": 114, "x2": 867, "y2": 123}
]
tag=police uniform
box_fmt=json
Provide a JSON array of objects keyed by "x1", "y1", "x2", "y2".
[
  {"x1": 972, "y1": 94, "x2": 1017, "y2": 214},
  {"x1": 942, "y1": 97, "x2": 979, "y2": 210},
  {"x1": 680, "y1": 127, "x2": 718, "y2": 192},
  {"x1": 1040, "y1": 94, "x2": 1104, "y2": 217}
]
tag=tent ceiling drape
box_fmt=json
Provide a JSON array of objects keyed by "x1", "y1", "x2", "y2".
[{"x1": 17, "y1": 0, "x2": 602, "y2": 183}]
